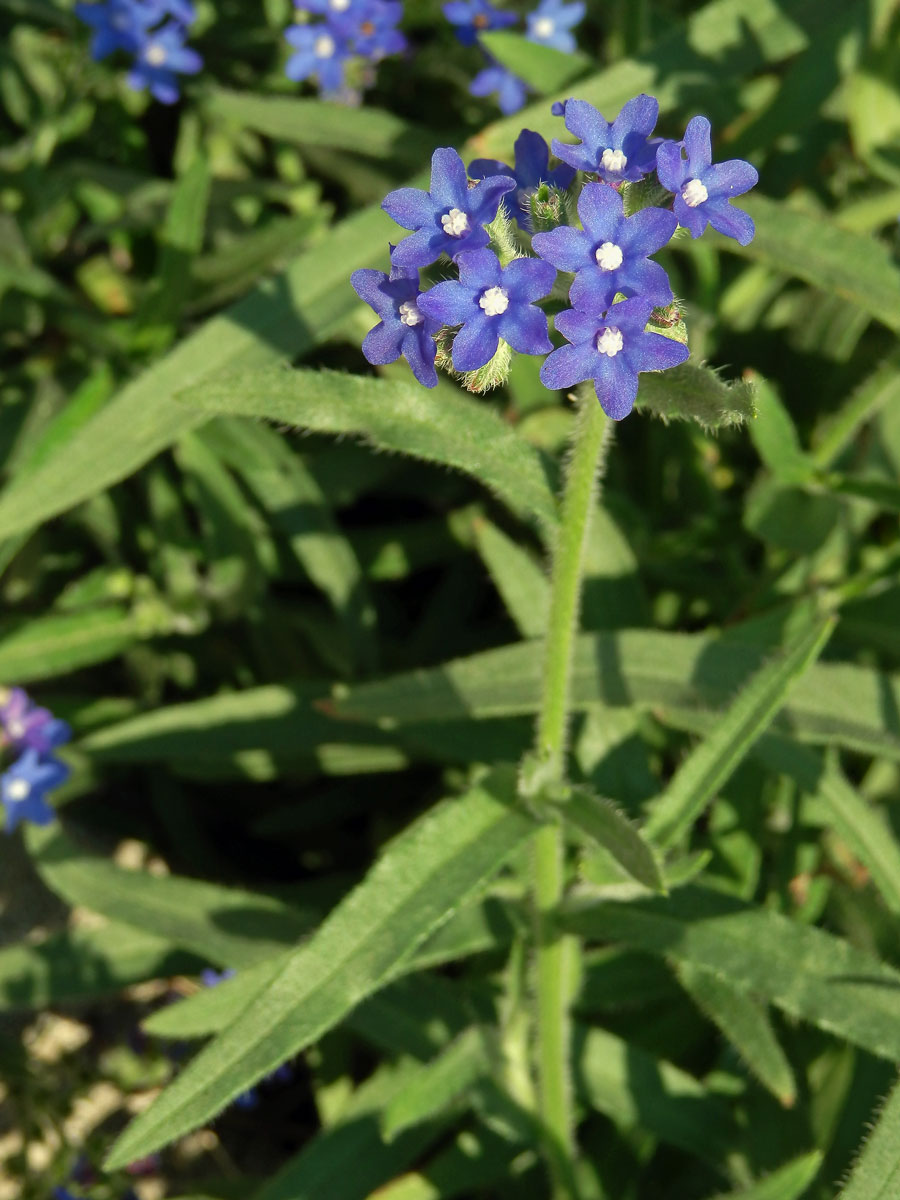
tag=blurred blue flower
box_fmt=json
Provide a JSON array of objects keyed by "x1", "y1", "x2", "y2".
[
  {"x1": 352, "y1": 258, "x2": 442, "y2": 387},
  {"x1": 552, "y1": 95, "x2": 660, "y2": 182},
  {"x1": 656, "y1": 115, "x2": 758, "y2": 245},
  {"x1": 540, "y1": 296, "x2": 689, "y2": 420},
  {"x1": 469, "y1": 59, "x2": 529, "y2": 116},
  {"x1": 2, "y1": 748, "x2": 69, "y2": 833},
  {"x1": 526, "y1": 0, "x2": 585, "y2": 53},
  {"x1": 0, "y1": 687, "x2": 70, "y2": 755},
  {"x1": 350, "y1": 0, "x2": 407, "y2": 60},
  {"x1": 127, "y1": 20, "x2": 202, "y2": 103},
  {"x1": 284, "y1": 23, "x2": 352, "y2": 92},
  {"x1": 442, "y1": 0, "x2": 517, "y2": 45},
  {"x1": 383, "y1": 147, "x2": 515, "y2": 268},
  {"x1": 74, "y1": 0, "x2": 159, "y2": 60},
  {"x1": 201, "y1": 967, "x2": 236, "y2": 987},
  {"x1": 533, "y1": 182, "x2": 676, "y2": 311},
  {"x1": 418, "y1": 248, "x2": 555, "y2": 371},
  {"x1": 469, "y1": 128, "x2": 575, "y2": 222}
]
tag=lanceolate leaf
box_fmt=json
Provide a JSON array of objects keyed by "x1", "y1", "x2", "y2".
[
  {"x1": 839, "y1": 1076, "x2": 900, "y2": 1199},
  {"x1": 560, "y1": 789, "x2": 664, "y2": 893},
  {"x1": 0, "y1": 608, "x2": 136, "y2": 682},
  {"x1": 480, "y1": 32, "x2": 589, "y2": 92},
  {"x1": 382, "y1": 1026, "x2": 492, "y2": 1139},
  {"x1": 708, "y1": 1152, "x2": 823, "y2": 1200},
  {"x1": 105, "y1": 771, "x2": 536, "y2": 1169}
]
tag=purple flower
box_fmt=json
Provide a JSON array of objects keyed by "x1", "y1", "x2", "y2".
[
  {"x1": 656, "y1": 115, "x2": 758, "y2": 245},
  {"x1": 351, "y1": 258, "x2": 442, "y2": 387},
  {"x1": 350, "y1": 1, "x2": 406, "y2": 60},
  {"x1": 540, "y1": 296, "x2": 689, "y2": 420},
  {"x1": 284, "y1": 23, "x2": 352, "y2": 92},
  {"x1": 201, "y1": 967, "x2": 236, "y2": 987},
  {"x1": 74, "y1": 0, "x2": 159, "y2": 59},
  {"x1": 1, "y1": 749, "x2": 70, "y2": 833},
  {"x1": 552, "y1": 95, "x2": 660, "y2": 182},
  {"x1": 442, "y1": 0, "x2": 517, "y2": 45},
  {"x1": 532, "y1": 182, "x2": 676, "y2": 312},
  {"x1": 382, "y1": 147, "x2": 515, "y2": 268},
  {"x1": 470, "y1": 128, "x2": 575, "y2": 223},
  {"x1": 0, "y1": 688, "x2": 70, "y2": 755},
  {"x1": 127, "y1": 21, "x2": 202, "y2": 103},
  {"x1": 469, "y1": 60, "x2": 529, "y2": 116},
  {"x1": 418, "y1": 248, "x2": 555, "y2": 372},
  {"x1": 526, "y1": 0, "x2": 585, "y2": 53}
]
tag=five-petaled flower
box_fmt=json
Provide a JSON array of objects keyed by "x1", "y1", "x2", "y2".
[
  {"x1": 0, "y1": 687, "x2": 70, "y2": 755},
  {"x1": 418, "y1": 248, "x2": 555, "y2": 372},
  {"x1": 382, "y1": 148, "x2": 515, "y2": 268},
  {"x1": 541, "y1": 296, "x2": 689, "y2": 420},
  {"x1": 284, "y1": 23, "x2": 352, "y2": 92},
  {"x1": 656, "y1": 115, "x2": 758, "y2": 245},
  {"x1": 469, "y1": 129, "x2": 575, "y2": 224},
  {"x1": 74, "y1": 0, "x2": 160, "y2": 59},
  {"x1": 352, "y1": 258, "x2": 443, "y2": 386},
  {"x1": 533, "y1": 182, "x2": 676, "y2": 312},
  {"x1": 552, "y1": 95, "x2": 661, "y2": 182},
  {"x1": 1, "y1": 748, "x2": 70, "y2": 833},
  {"x1": 128, "y1": 21, "x2": 202, "y2": 103},
  {"x1": 442, "y1": 0, "x2": 517, "y2": 45},
  {"x1": 526, "y1": 0, "x2": 585, "y2": 54},
  {"x1": 469, "y1": 60, "x2": 529, "y2": 116}
]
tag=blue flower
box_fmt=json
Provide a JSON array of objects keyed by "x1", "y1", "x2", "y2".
[
  {"x1": 284, "y1": 23, "x2": 352, "y2": 92},
  {"x1": 201, "y1": 967, "x2": 236, "y2": 987},
  {"x1": 74, "y1": 0, "x2": 159, "y2": 59},
  {"x1": 0, "y1": 688, "x2": 70, "y2": 755},
  {"x1": 127, "y1": 21, "x2": 202, "y2": 103},
  {"x1": 382, "y1": 147, "x2": 515, "y2": 268},
  {"x1": 469, "y1": 128, "x2": 575, "y2": 223},
  {"x1": 552, "y1": 95, "x2": 660, "y2": 182},
  {"x1": 656, "y1": 115, "x2": 758, "y2": 245},
  {"x1": 418, "y1": 248, "x2": 555, "y2": 372},
  {"x1": 540, "y1": 296, "x2": 689, "y2": 420},
  {"x1": 526, "y1": 0, "x2": 585, "y2": 53},
  {"x1": 350, "y1": 0, "x2": 406, "y2": 60},
  {"x1": 532, "y1": 181, "x2": 676, "y2": 312},
  {"x1": 351, "y1": 258, "x2": 442, "y2": 387},
  {"x1": 2, "y1": 749, "x2": 70, "y2": 833},
  {"x1": 53, "y1": 1190, "x2": 81, "y2": 1200},
  {"x1": 442, "y1": 0, "x2": 517, "y2": 45},
  {"x1": 469, "y1": 59, "x2": 529, "y2": 116}
]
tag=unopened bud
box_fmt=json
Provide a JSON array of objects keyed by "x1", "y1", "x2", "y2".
[
  {"x1": 529, "y1": 183, "x2": 566, "y2": 233},
  {"x1": 459, "y1": 338, "x2": 513, "y2": 393}
]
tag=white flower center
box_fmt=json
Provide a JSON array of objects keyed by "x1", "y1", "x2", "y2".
[
  {"x1": 595, "y1": 242, "x2": 623, "y2": 271},
  {"x1": 533, "y1": 16, "x2": 555, "y2": 37},
  {"x1": 6, "y1": 778, "x2": 30, "y2": 802},
  {"x1": 398, "y1": 300, "x2": 424, "y2": 326},
  {"x1": 479, "y1": 286, "x2": 509, "y2": 317},
  {"x1": 682, "y1": 178, "x2": 709, "y2": 207},
  {"x1": 600, "y1": 148, "x2": 627, "y2": 173},
  {"x1": 440, "y1": 208, "x2": 470, "y2": 237},
  {"x1": 315, "y1": 33, "x2": 336, "y2": 57},
  {"x1": 596, "y1": 327, "x2": 623, "y2": 357},
  {"x1": 145, "y1": 43, "x2": 167, "y2": 66},
  {"x1": 6, "y1": 718, "x2": 26, "y2": 739},
  {"x1": 330, "y1": 0, "x2": 351, "y2": 8}
]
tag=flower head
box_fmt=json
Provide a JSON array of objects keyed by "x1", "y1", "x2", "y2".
[
  {"x1": 351, "y1": 258, "x2": 442, "y2": 386},
  {"x1": 526, "y1": 0, "x2": 585, "y2": 54},
  {"x1": 540, "y1": 296, "x2": 689, "y2": 419},
  {"x1": 382, "y1": 147, "x2": 515, "y2": 268},
  {"x1": 350, "y1": 0, "x2": 406, "y2": 60},
  {"x1": 418, "y1": 248, "x2": 555, "y2": 372},
  {"x1": 469, "y1": 60, "x2": 529, "y2": 116},
  {"x1": 533, "y1": 182, "x2": 676, "y2": 311},
  {"x1": 127, "y1": 20, "x2": 202, "y2": 103},
  {"x1": 201, "y1": 967, "x2": 237, "y2": 987},
  {"x1": 552, "y1": 95, "x2": 660, "y2": 182},
  {"x1": 656, "y1": 115, "x2": 758, "y2": 245},
  {"x1": 0, "y1": 688, "x2": 71, "y2": 755},
  {"x1": 285, "y1": 23, "x2": 352, "y2": 92},
  {"x1": 74, "y1": 0, "x2": 160, "y2": 59},
  {"x1": 2, "y1": 748, "x2": 70, "y2": 833},
  {"x1": 469, "y1": 129, "x2": 575, "y2": 222},
  {"x1": 442, "y1": 0, "x2": 517, "y2": 45}
]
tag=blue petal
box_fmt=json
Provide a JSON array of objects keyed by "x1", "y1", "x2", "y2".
[
  {"x1": 655, "y1": 139, "x2": 688, "y2": 193},
  {"x1": 430, "y1": 147, "x2": 469, "y2": 209},
  {"x1": 452, "y1": 314, "x2": 501, "y2": 371},
  {"x1": 672, "y1": 193, "x2": 706, "y2": 238},
  {"x1": 503, "y1": 255, "x2": 556, "y2": 302},
  {"x1": 625, "y1": 330, "x2": 690, "y2": 374},
  {"x1": 382, "y1": 186, "x2": 436, "y2": 231},
  {"x1": 514, "y1": 129, "x2": 551, "y2": 183},
  {"x1": 418, "y1": 279, "x2": 477, "y2": 326},
  {"x1": 554, "y1": 307, "x2": 601, "y2": 343},
  {"x1": 401, "y1": 327, "x2": 439, "y2": 387},
  {"x1": 500, "y1": 304, "x2": 552, "y2": 356},
  {"x1": 569, "y1": 269, "x2": 617, "y2": 313},
  {"x1": 683, "y1": 115, "x2": 712, "y2": 174},
  {"x1": 704, "y1": 159, "x2": 759, "y2": 200},
  {"x1": 618, "y1": 205, "x2": 677, "y2": 259},
  {"x1": 540, "y1": 341, "x2": 599, "y2": 390},
  {"x1": 456, "y1": 248, "x2": 502, "y2": 291},
  {"x1": 614, "y1": 257, "x2": 673, "y2": 308},
  {"x1": 705, "y1": 200, "x2": 755, "y2": 245},
  {"x1": 610, "y1": 94, "x2": 659, "y2": 144},
  {"x1": 595, "y1": 353, "x2": 639, "y2": 420},
  {"x1": 532, "y1": 225, "x2": 590, "y2": 272},
  {"x1": 468, "y1": 156, "x2": 511, "y2": 181},
  {"x1": 362, "y1": 321, "x2": 403, "y2": 365},
  {"x1": 576, "y1": 182, "x2": 623, "y2": 241}
]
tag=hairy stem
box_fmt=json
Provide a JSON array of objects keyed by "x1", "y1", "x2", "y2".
[{"x1": 532, "y1": 386, "x2": 611, "y2": 1197}]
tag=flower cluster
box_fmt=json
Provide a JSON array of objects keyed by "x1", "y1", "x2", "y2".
[
  {"x1": 284, "y1": 0, "x2": 406, "y2": 101},
  {"x1": 0, "y1": 687, "x2": 71, "y2": 832},
  {"x1": 444, "y1": 0, "x2": 585, "y2": 115},
  {"x1": 75, "y1": 0, "x2": 201, "y2": 104},
  {"x1": 352, "y1": 96, "x2": 759, "y2": 420}
]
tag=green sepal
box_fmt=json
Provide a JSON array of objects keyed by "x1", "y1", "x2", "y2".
[
  {"x1": 529, "y1": 183, "x2": 568, "y2": 233},
  {"x1": 622, "y1": 177, "x2": 673, "y2": 216}
]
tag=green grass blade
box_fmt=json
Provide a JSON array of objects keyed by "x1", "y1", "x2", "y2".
[
  {"x1": 471, "y1": 516, "x2": 549, "y2": 639},
  {"x1": 839, "y1": 1076, "x2": 900, "y2": 1199},
  {"x1": 561, "y1": 789, "x2": 664, "y2": 892},
  {"x1": 747, "y1": 374, "x2": 814, "y2": 484},
  {"x1": 382, "y1": 1026, "x2": 490, "y2": 1139},
  {"x1": 811, "y1": 350, "x2": 900, "y2": 468},
  {"x1": 104, "y1": 770, "x2": 536, "y2": 1169},
  {"x1": 0, "y1": 608, "x2": 136, "y2": 681},
  {"x1": 708, "y1": 1151, "x2": 823, "y2": 1199},
  {"x1": 643, "y1": 615, "x2": 835, "y2": 848}
]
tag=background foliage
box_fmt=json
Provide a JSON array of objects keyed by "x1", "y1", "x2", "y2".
[{"x1": 2, "y1": 0, "x2": 900, "y2": 1197}]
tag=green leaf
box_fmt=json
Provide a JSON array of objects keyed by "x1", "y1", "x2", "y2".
[
  {"x1": 746, "y1": 374, "x2": 814, "y2": 484},
  {"x1": 178, "y1": 368, "x2": 560, "y2": 540},
  {"x1": 708, "y1": 1152, "x2": 823, "y2": 1200},
  {"x1": 367, "y1": 1129, "x2": 524, "y2": 1200},
  {"x1": 827, "y1": 473, "x2": 900, "y2": 513},
  {"x1": 564, "y1": 886, "x2": 900, "y2": 1061},
  {"x1": 676, "y1": 962, "x2": 796, "y2": 1106},
  {"x1": 25, "y1": 825, "x2": 316, "y2": 967},
  {"x1": 811, "y1": 350, "x2": 900, "y2": 468},
  {"x1": 0, "y1": 607, "x2": 136, "y2": 682},
  {"x1": 480, "y1": 32, "x2": 589, "y2": 92},
  {"x1": 382, "y1": 1026, "x2": 491, "y2": 1140},
  {"x1": 471, "y1": 515, "x2": 548, "y2": 639},
  {"x1": 560, "y1": 789, "x2": 664, "y2": 893},
  {"x1": 636, "y1": 362, "x2": 757, "y2": 430},
  {"x1": 839, "y1": 1076, "x2": 900, "y2": 1199},
  {"x1": 643, "y1": 615, "x2": 835, "y2": 848},
  {"x1": 104, "y1": 770, "x2": 537, "y2": 1169}
]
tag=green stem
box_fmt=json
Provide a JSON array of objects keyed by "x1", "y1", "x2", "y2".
[{"x1": 533, "y1": 386, "x2": 611, "y2": 1197}]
